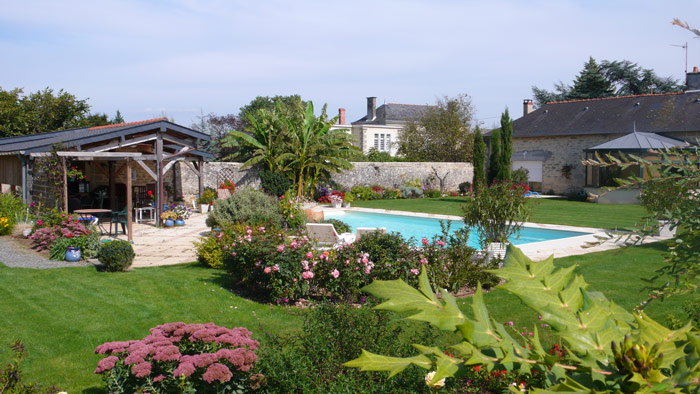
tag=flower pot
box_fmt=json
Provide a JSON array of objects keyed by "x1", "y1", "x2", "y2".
[
  {"x1": 65, "y1": 247, "x2": 81, "y2": 262},
  {"x1": 200, "y1": 204, "x2": 210, "y2": 213},
  {"x1": 175, "y1": 218, "x2": 185, "y2": 226},
  {"x1": 484, "y1": 242, "x2": 508, "y2": 263},
  {"x1": 343, "y1": 202, "x2": 351, "y2": 208},
  {"x1": 164, "y1": 219, "x2": 175, "y2": 227},
  {"x1": 332, "y1": 202, "x2": 342, "y2": 208},
  {"x1": 658, "y1": 220, "x2": 677, "y2": 238}
]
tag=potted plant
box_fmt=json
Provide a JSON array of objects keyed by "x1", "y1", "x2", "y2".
[
  {"x1": 218, "y1": 179, "x2": 236, "y2": 199},
  {"x1": 343, "y1": 192, "x2": 354, "y2": 208},
  {"x1": 160, "y1": 211, "x2": 177, "y2": 227},
  {"x1": 197, "y1": 189, "x2": 217, "y2": 213},
  {"x1": 462, "y1": 182, "x2": 531, "y2": 262},
  {"x1": 329, "y1": 194, "x2": 343, "y2": 208},
  {"x1": 170, "y1": 204, "x2": 191, "y2": 226}
]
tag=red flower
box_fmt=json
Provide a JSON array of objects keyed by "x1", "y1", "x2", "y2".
[
  {"x1": 66, "y1": 233, "x2": 72, "y2": 238},
  {"x1": 474, "y1": 365, "x2": 480, "y2": 372},
  {"x1": 148, "y1": 190, "x2": 153, "y2": 196}
]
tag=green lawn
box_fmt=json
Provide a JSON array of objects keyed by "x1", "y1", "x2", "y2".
[
  {"x1": 352, "y1": 197, "x2": 648, "y2": 230},
  {"x1": 0, "y1": 262, "x2": 303, "y2": 393},
  {"x1": 1, "y1": 241, "x2": 693, "y2": 392}
]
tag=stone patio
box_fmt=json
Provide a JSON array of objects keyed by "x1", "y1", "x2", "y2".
[{"x1": 105, "y1": 213, "x2": 209, "y2": 267}]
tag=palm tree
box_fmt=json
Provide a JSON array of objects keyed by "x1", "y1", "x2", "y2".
[
  {"x1": 221, "y1": 108, "x2": 286, "y2": 172},
  {"x1": 280, "y1": 102, "x2": 357, "y2": 198}
]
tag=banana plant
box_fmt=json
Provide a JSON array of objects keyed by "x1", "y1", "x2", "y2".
[{"x1": 344, "y1": 245, "x2": 700, "y2": 393}]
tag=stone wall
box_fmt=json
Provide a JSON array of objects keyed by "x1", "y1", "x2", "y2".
[
  {"x1": 177, "y1": 161, "x2": 473, "y2": 196},
  {"x1": 512, "y1": 134, "x2": 616, "y2": 194}
]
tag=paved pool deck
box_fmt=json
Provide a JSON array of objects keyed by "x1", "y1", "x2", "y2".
[
  {"x1": 335, "y1": 207, "x2": 671, "y2": 261},
  {"x1": 103, "y1": 206, "x2": 669, "y2": 268}
]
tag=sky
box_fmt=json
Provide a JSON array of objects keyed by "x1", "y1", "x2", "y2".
[{"x1": 2, "y1": 0, "x2": 700, "y2": 129}]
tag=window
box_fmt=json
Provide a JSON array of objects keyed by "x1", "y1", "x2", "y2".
[
  {"x1": 386, "y1": 134, "x2": 391, "y2": 152},
  {"x1": 374, "y1": 134, "x2": 379, "y2": 150},
  {"x1": 379, "y1": 134, "x2": 385, "y2": 151},
  {"x1": 372, "y1": 133, "x2": 392, "y2": 153}
]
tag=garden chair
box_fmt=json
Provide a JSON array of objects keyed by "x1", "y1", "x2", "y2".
[
  {"x1": 109, "y1": 208, "x2": 128, "y2": 236},
  {"x1": 356, "y1": 227, "x2": 387, "y2": 240},
  {"x1": 305, "y1": 223, "x2": 355, "y2": 247},
  {"x1": 524, "y1": 190, "x2": 541, "y2": 198}
]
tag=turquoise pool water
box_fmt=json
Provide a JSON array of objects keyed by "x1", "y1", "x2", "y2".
[{"x1": 323, "y1": 210, "x2": 589, "y2": 248}]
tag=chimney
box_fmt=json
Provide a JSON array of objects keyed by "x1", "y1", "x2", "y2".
[
  {"x1": 367, "y1": 97, "x2": 377, "y2": 121},
  {"x1": 523, "y1": 99, "x2": 534, "y2": 116},
  {"x1": 686, "y1": 66, "x2": 700, "y2": 92},
  {"x1": 338, "y1": 108, "x2": 346, "y2": 125}
]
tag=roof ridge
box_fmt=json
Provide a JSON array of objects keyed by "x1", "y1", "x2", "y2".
[
  {"x1": 385, "y1": 102, "x2": 432, "y2": 106},
  {"x1": 88, "y1": 117, "x2": 168, "y2": 131},
  {"x1": 546, "y1": 91, "x2": 685, "y2": 105}
]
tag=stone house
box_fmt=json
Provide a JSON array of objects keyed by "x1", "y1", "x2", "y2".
[
  {"x1": 335, "y1": 97, "x2": 432, "y2": 156},
  {"x1": 512, "y1": 70, "x2": 700, "y2": 199}
]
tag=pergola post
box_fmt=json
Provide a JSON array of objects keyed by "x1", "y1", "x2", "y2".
[
  {"x1": 198, "y1": 160, "x2": 204, "y2": 197},
  {"x1": 156, "y1": 130, "x2": 164, "y2": 226},
  {"x1": 126, "y1": 159, "x2": 133, "y2": 242},
  {"x1": 62, "y1": 157, "x2": 68, "y2": 212},
  {"x1": 109, "y1": 161, "x2": 115, "y2": 210}
]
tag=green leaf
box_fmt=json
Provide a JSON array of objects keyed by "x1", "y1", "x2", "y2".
[{"x1": 343, "y1": 350, "x2": 432, "y2": 377}]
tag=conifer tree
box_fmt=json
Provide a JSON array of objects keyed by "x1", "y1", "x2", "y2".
[
  {"x1": 498, "y1": 109, "x2": 512, "y2": 181},
  {"x1": 472, "y1": 126, "x2": 487, "y2": 190},
  {"x1": 488, "y1": 128, "x2": 501, "y2": 183},
  {"x1": 569, "y1": 57, "x2": 615, "y2": 100}
]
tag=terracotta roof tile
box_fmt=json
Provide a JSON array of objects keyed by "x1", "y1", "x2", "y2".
[{"x1": 88, "y1": 117, "x2": 168, "y2": 131}]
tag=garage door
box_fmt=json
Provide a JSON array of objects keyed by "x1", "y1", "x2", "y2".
[{"x1": 512, "y1": 161, "x2": 542, "y2": 182}]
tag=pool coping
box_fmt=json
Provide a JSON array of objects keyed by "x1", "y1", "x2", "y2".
[{"x1": 324, "y1": 207, "x2": 670, "y2": 261}]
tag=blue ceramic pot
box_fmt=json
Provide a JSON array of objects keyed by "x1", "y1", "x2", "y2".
[
  {"x1": 175, "y1": 218, "x2": 185, "y2": 226},
  {"x1": 164, "y1": 219, "x2": 175, "y2": 227},
  {"x1": 65, "y1": 247, "x2": 81, "y2": 262}
]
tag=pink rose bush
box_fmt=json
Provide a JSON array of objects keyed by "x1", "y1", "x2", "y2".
[
  {"x1": 94, "y1": 322, "x2": 261, "y2": 393},
  {"x1": 202, "y1": 222, "x2": 498, "y2": 303}
]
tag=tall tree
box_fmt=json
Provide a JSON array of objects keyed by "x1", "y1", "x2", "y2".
[
  {"x1": 532, "y1": 58, "x2": 682, "y2": 106},
  {"x1": 0, "y1": 86, "x2": 106, "y2": 137},
  {"x1": 488, "y1": 128, "x2": 501, "y2": 183},
  {"x1": 238, "y1": 95, "x2": 307, "y2": 128},
  {"x1": 471, "y1": 126, "x2": 487, "y2": 190},
  {"x1": 497, "y1": 108, "x2": 513, "y2": 181},
  {"x1": 397, "y1": 94, "x2": 475, "y2": 162},
  {"x1": 112, "y1": 110, "x2": 125, "y2": 124},
  {"x1": 191, "y1": 111, "x2": 241, "y2": 160},
  {"x1": 221, "y1": 108, "x2": 285, "y2": 172},
  {"x1": 568, "y1": 57, "x2": 615, "y2": 100}
]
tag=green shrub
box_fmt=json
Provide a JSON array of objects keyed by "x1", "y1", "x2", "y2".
[
  {"x1": 97, "y1": 240, "x2": 135, "y2": 272},
  {"x1": 458, "y1": 182, "x2": 471, "y2": 194},
  {"x1": 278, "y1": 192, "x2": 305, "y2": 230},
  {"x1": 195, "y1": 235, "x2": 225, "y2": 269},
  {"x1": 321, "y1": 218, "x2": 351, "y2": 234},
  {"x1": 382, "y1": 188, "x2": 402, "y2": 199},
  {"x1": 512, "y1": 166, "x2": 530, "y2": 185},
  {"x1": 255, "y1": 303, "x2": 440, "y2": 394},
  {"x1": 206, "y1": 187, "x2": 284, "y2": 228},
  {"x1": 0, "y1": 193, "x2": 25, "y2": 235},
  {"x1": 423, "y1": 188, "x2": 441, "y2": 198},
  {"x1": 0, "y1": 340, "x2": 59, "y2": 394},
  {"x1": 259, "y1": 169, "x2": 293, "y2": 198},
  {"x1": 350, "y1": 186, "x2": 381, "y2": 201},
  {"x1": 462, "y1": 182, "x2": 531, "y2": 247},
  {"x1": 196, "y1": 188, "x2": 217, "y2": 204},
  {"x1": 565, "y1": 186, "x2": 589, "y2": 202}
]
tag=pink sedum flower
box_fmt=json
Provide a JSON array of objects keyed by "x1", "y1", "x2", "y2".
[{"x1": 203, "y1": 363, "x2": 233, "y2": 383}]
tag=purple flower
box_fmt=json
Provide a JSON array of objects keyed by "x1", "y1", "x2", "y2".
[
  {"x1": 94, "y1": 356, "x2": 119, "y2": 373},
  {"x1": 202, "y1": 363, "x2": 233, "y2": 383},
  {"x1": 132, "y1": 361, "x2": 152, "y2": 378},
  {"x1": 174, "y1": 361, "x2": 196, "y2": 377},
  {"x1": 153, "y1": 374, "x2": 166, "y2": 382}
]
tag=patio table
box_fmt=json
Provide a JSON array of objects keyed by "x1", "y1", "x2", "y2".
[{"x1": 74, "y1": 209, "x2": 112, "y2": 234}]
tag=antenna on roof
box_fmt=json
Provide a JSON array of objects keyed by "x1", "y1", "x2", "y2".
[
  {"x1": 633, "y1": 121, "x2": 636, "y2": 133},
  {"x1": 670, "y1": 42, "x2": 688, "y2": 73}
]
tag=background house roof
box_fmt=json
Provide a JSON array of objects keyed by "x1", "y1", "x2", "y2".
[
  {"x1": 586, "y1": 131, "x2": 690, "y2": 151},
  {"x1": 513, "y1": 92, "x2": 700, "y2": 138},
  {"x1": 353, "y1": 103, "x2": 433, "y2": 124}
]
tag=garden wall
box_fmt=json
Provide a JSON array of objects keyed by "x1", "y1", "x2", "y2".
[{"x1": 177, "y1": 161, "x2": 473, "y2": 197}]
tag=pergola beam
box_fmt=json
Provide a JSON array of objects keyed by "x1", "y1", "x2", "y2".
[{"x1": 86, "y1": 135, "x2": 157, "y2": 152}]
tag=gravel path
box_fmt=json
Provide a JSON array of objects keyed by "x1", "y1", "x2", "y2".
[{"x1": 0, "y1": 237, "x2": 94, "y2": 269}]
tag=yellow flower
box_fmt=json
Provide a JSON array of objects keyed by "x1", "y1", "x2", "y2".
[
  {"x1": 0, "y1": 217, "x2": 9, "y2": 229},
  {"x1": 425, "y1": 371, "x2": 445, "y2": 388}
]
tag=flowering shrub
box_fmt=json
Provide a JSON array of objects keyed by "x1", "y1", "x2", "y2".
[
  {"x1": 0, "y1": 192, "x2": 25, "y2": 236},
  {"x1": 0, "y1": 216, "x2": 9, "y2": 236},
  {"x1": 329, "y1": 194, "x2": 343, "y2": 205},
  {"x1": 169, "y1": 204, "x2": 192, "y2": 220},
  {"x1": 277, "y1": 193, "x2": 305, "y2": 230},
  {"x1": 219, "y1": 179, "x2": 236, "y2": 191},
  {"x1": 206, "y1": 223, "x2": 493, "y2": 302},
  {"x1": 31, "y1": 208, "x2": 76, "y2": 232},
  {"x1": 49, "y1": 230, "x2": 101, "y2": 260},
  {"x1": 0, "y1": 340, "x2": 60, "y2": 394},
  {"x1": 94, "y1": 322, "x2": 261, "y2": 393},
  {"x1": 29, "y1": 215, "x2": 90, "y2": 251},
  {"x1": 160, "y1": 211, "x2": 177, "y2": 221}
]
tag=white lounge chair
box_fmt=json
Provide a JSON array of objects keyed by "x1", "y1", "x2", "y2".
[
  {"x1": 305, "y1": 223, "x2": 355, "y2": 247},
  {"x1": 356, "y1": 227, "x2": 387, "y2": 240}
]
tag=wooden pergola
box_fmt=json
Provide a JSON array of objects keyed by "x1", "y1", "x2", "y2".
[{"x1": 0, "y1": 118, "x2": 212, "y2": 242}]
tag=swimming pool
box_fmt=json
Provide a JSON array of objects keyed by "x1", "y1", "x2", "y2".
[{"x1": 323, "y1": 210, "x2": 589, "y2": 248}]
